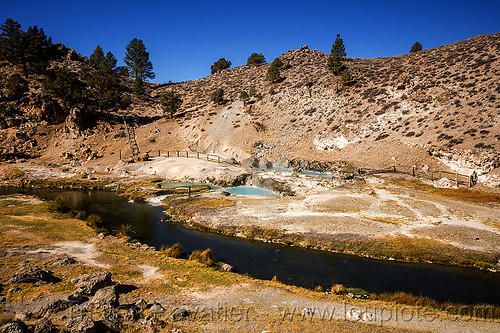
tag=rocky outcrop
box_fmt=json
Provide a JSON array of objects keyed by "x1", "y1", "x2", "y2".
[
  {"x1": 8, "y1": 266, "x2": 55, "y2": 284},
  {"x1": 65, "y1": 314, "x2": 97, "y2": 333},
  {"x1": 0, "y1": 321, "x2": 28, "y2": 333},
  {"x1": 70, "y1": 271, "x2": 112, "y2": 296},
  {"x1": 88, "y1": 285, "x2": 119, "y2": 308}
]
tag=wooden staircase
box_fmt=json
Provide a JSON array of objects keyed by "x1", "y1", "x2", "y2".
[{"x1": 123, "y1": 118, "x2": 140, "y2": 157}]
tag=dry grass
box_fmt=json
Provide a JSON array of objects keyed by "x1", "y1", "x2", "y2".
[
  {"x1": 161, "y1": 243, "x2": 183, "y2": 258},
  {"x1": 392, "y1": 178, "x2": 500, "y2": 205},
  {"x1": 189, "y1": 248, "x2": 216, "y2": 266},
  {"x1": 373, "y1": 292, "x2": 500, "y2": 320}
]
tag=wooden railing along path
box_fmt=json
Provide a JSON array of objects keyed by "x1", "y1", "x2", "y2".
[
  {"x1": 160, "y1": 150, "x2": 238, "y2": 166},
  {"x1": 357, "y1": 165, "x2": 477, "y2": 187}
]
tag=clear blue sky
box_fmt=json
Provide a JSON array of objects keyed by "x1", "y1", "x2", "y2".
[{"x1": 1, "y1": 0, "x2": 499, "y2": 83}]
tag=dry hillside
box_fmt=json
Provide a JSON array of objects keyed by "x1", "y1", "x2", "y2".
[{"x1": 1, "y1": 33, "x2": 499, "y2": 176}]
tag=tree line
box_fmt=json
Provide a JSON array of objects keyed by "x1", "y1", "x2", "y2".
[{"x1": 2, "y1": 18, "x2": 424, "y2": 121}]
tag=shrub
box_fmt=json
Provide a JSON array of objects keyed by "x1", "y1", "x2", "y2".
[
  {"x1": 211, "y1": 58, "x2": 231, "y2": 74},
  {"x1": 247, "y1": 53, "x2": 265, "y2": 66},
  {"x1": 117, "y1": 223, "x2": 133, "y2": 239},
  {"x1": 314, "y1": 285, "x2": 324, "y2": 292},
  {"x1": 161, "y1": 243, "x2": 183, "y2": 258},
  {"x1": 210, "y1": 88, "x2": 224, "y2": 105},
  {"x1": 341, "y1": 68, "x2": 353, "y2": 84},
  {"x1": 331, "y1": 284, "x2": 346, "y2": 295},
  {"x1": 6, "y1": 74, "x2": 28, "y2": 100},
  {"x1": 85, "y1": 214, "x2": 104, "y2": 229},
  {"x1": 249, "y1": 86, "x2": 257, "y2": 97},
  {"x1": 160, "y1": 91, "x2": 183, "y2": 118},
  {"x1": 189, "y1": 248, "x2": 216, "y2": 266},
  {"x1": 410, "y1": 41, "x2": 423, "y2": 53},
  {"x1": 48, "y1": 195, "x2": 70, "y2": 213},
  {"x1": 239, "y1": 91, "x2": 249, "y2": 103}
]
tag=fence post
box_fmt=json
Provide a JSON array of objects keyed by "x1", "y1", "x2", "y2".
[
  {"x1": 218, "y1": 156, "x2": 220, "y2": 163},
  {"x1": 188, "y1": 186, "x2": 191, "y2": 197},
  {"x1": 119, "y1": 150, "x2": 121, "y2": 160},
  {"x1": 393, "y1": 166, "x2": 396, "y2": 172},
  {"x1": 167, "y1": 151, "x2": 170, "y2": 157},
  {"x1": 197, "y1": 152, "x2": 200, "y2": 159},
  {"x1": 469, "y1": 176, "x2": 472, "y2": 187},
  {"x1": 439, "y1": 171, "x2": 442, "y2": 179},
  {"x1": 412, "y1": 166, "x2": 415, "y2": 177},
  {"x1": 176, "y1": 151, "x2": 179, "y2": 157},
  {"x1": 158, "y1": 150, "x2": 160, "y2": 157},
  {"x1": 207, "y1": 154, "x2": 209, "y2": 161}
]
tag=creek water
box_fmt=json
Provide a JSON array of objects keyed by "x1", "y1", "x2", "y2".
[{"x1": 2, "y1": 187, "x2": 499, "y2": 305}]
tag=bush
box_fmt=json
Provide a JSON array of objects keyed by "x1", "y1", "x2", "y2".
[
  {"x1": 266, "y1": 58, "x2": 283, "y2": 83},
  {"x1": 161, "y1": 243, "x2": 183, "y2": 258},
  {"x1": 117, "y1": 223, "x2": 133, "y2": 239},
  {"x1": 189, "y1": 248, "x2": 216, "y2": 266},
  {"x1": 247, "y1": 53, "x2": 265, "y2": 66},
  {"x1": 6, "y1": 74, "x2": 28, "y2": 100},
  {"x1": 331, "y1": 284, "x2": 346, "y2": 295},
  {"x1": 160, "y1": 91, "x2": 183, "y2": 118},
  {"x1": 341, "y1": 68, "x2": 352, "y2": 84},
  {"x1": 48, "y1": 195, "x2": 70, "y2": 213},
  {"x1": 239, "y1": 91, "x2": 249, "y2": 103},
  {"x1": 210, "y1": 88, "x2": 224, "y2": 105},
  {"x1": 211, "y1": 58, "x2": 231, "y2": 74},
  {"x1": 85, "y1": 214, "x2": 104, "y2": 229},
  {"x1": 249, "y1": 86, "x2": 257, "y2": 97},
  {"x1": 410, "y1": 41, "x2": 423, "y2": 53}
]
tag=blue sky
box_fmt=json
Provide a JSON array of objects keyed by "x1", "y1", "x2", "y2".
[{"x1": 1, "y1": 0, "x2": 499, "y2": 83}]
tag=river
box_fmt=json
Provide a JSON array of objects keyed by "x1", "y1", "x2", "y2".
[{"x1": 1, "y1": 187, "x2": 499, "y2": 305}]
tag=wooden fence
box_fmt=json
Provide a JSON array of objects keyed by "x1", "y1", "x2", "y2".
[
  {"x1": 357, "y1": 165, "x2": 477, "y2": 187},
  {"x1": 160, "y1": 150, "x2": 238, "y2": 165}
]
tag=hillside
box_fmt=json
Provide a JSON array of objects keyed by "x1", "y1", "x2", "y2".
[{"x1": 1, "y1": 33, "x2": 499, "y2": 179}]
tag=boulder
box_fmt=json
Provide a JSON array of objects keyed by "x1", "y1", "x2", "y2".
[
  {"x1": 67, "y1": 291, "x2": 88, "y2": 304},
  {"x1": 0, "y1": 321, "x2": 28, "y2": 333},
  {"x1": 39, "y1": 299, "x2": 71, "y2": 316},
  {"x1": 71, "y1": 271, "x2": 112, "y2": 296},
  {"x1": 101, "y1": 309, "x2": 121, "y2": 331},
  {"x1": 149, "y1": 301, "x2": 164, "y2": 313},
  {"x1": 66, "y1": 314, "x2": 97, "y2": 333},
  {"x1": 135, "y1": 298, "x2": 147, "y2": 310},
  {"x1": 8, "y1": 266, "x2": 55, "y2": 284},
  {"x1": 89, "y1": 285, "x2": 118, "y2": 308},
  {"x1": 33, "y1": 318, "x2": 55, "y2": 333},
  {"x1": 169, "y1": 308, "x2": 190, "y2": 321},
  {"x1": 221, "y1": 263, "x2": 233, "y2": 272},
  {"x1": 58, "y1": 257, "x2": 77, "y2": 266}
]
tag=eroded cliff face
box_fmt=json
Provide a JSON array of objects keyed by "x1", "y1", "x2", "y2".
[{"x1": 1, "y1": 34, "x2": 499, "y2": 176}]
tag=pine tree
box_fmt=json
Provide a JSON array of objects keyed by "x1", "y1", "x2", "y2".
[
  {"x1": 89, "y1": 45, "x2": 105, "y2": 69},
  {"x1": 23, "y1": 25, "x2": 52, "y2": 75},
  {"x1": 0, "y1": 20, "x2": 52, "y2": 78},
  {"x1": 410, "y1": 41, "x2": 423, "y2": 53},
  {"x1": 43, "y1": 67, "x2": 85, "y2": 109},
  {"x1": 247, "y1": 53, "x2": 265, "y2": 65},
  {"x1": 0, "y1": 19, "x2": 23, "y2": 64},
  {"x1": 266, "y1": 58, "x2": 282, "y2": 83},
  {"x1": 327, "y1": 34, "x2": 347, "y2": 75},
  {"x1": 160, "y1": 91, "x2": 183, "y2": 118},
  {"x1": 331, "y1": 34, "x2": 347, "y2": 59},
  {"x1": 124, "y1": 38, "x2": 155, "y2": 94},
  {"x1": 211, "y1": 58, "x2": 231, "y2": 74}
]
